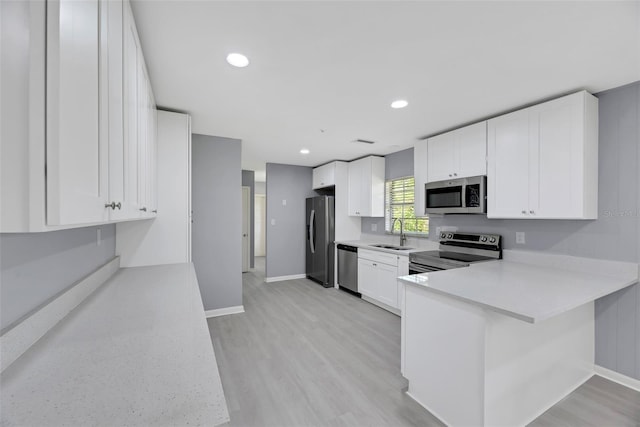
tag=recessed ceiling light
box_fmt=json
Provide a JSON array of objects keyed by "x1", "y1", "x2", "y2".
[
  {"x1": 391, "y1": 99, "x2": 408, "y2": 109},
  {"x1": 300, "y1": 149, "x2": 310, "y2": 154},
  {"x1": 226, "y1": 53, "x2": 249, "y2": 68}
]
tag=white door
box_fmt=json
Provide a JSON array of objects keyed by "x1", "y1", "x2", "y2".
[
  {"x1": 357, "y1": 258, "x2": 377, "y2": 298},
  {"x1": 254, "y1": 194, "x2": 266, "y2": 257},
  {"x1": 376, "y1": 262, "x2": 399, "y2": 308},
  {"x1": 427, "y1": 132, "x2": 455, "y2": 182},
  {"x1": 487, "y1": 109, "x2": 531, "y2": 218},
  {"x1": 532, "y1": 95, "x2": 582, "y2": 218},
  {"x1": 123, "y1": 2, "x2": 140, "y2": 219},
  {"x1": 242, "y1": 186, "x2": 250, "y2": 272},
  {"x1": 455, "y1": 121, "x2": 487, "y2": 178},
  {"x1": 46, "y1": 0, "x2": 109, "y2": 225}
]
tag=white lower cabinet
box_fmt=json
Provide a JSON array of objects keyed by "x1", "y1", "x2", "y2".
[{"x1": 358, "y1": 249, "x2": 409, "y2": 314}]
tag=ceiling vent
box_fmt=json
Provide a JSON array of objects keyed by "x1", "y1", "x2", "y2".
[{"x1": 352, "y1": 139, "x2": 376, "y2": 144}]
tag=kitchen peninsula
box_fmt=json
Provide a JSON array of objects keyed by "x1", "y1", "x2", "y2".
[{"x1": 399, "y1": 251, "x2": 639, "y2": 426}]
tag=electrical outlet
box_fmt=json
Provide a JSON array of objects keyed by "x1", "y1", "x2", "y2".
[
  {"x1": 371, "y1": 223, "x2": 377, "y2": 232},
  {"x1": 516, "y1": 232, "x2": 526, "y2": 244},
  {"x1": 282, "y1": 199, "x2": 287, "y2": 206},
  {"x1": 271, "y1": 219, "x2": 276, "y2": 226},
  {"x1": 97, "y1": 228, "x2": 101, "y2": 246}
]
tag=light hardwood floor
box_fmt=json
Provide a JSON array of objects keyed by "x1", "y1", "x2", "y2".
[{"x1": 208, "y1": 257, "x2": 640, "y2": 426}]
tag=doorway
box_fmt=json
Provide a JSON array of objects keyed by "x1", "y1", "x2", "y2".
[
  {"x1": 242, "y1": 186, "x2": 250, "y2": 272},
  {"x1": 254, "y1": 194, "x2": 266, "y2": 257}
]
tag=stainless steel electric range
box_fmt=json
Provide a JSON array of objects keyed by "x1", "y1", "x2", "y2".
[{"x1": 409, "y1": 232, "x2": 502, "y2": 274}]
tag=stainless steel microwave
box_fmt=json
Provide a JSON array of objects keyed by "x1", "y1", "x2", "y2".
[{"x1": 425, "y1": 176, "x2": 487, "y2": 214}]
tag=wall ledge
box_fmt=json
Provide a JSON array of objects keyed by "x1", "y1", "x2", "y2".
[{"x1": 0, "y1": 256, "x2": 120, "y2": 373}]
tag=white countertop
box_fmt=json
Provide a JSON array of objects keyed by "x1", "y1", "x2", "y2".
[
  {"x1": 0, "y1": 263, "x2": 230, "y2": 426},
  {"x1": 399, "y1": 255, "x2": 639, "y2": 323}
]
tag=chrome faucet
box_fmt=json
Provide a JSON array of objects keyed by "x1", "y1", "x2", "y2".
[{"x1": 392, "y1": 218, "x2": 407, "y2": 247}]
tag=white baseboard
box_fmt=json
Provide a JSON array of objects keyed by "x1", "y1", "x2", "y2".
[
  {"x1": 594, "y1": 365, "x2": 640, "y2": 392},
  {"x1": 264, "y1": 274, "x2": 306, "y2": 283},
  {"x1": 205, "y1": 306, "x2": 245, "y2": 318},
  {"x1": 0, "y1": 256, "x2": 120, "y2": 373}
]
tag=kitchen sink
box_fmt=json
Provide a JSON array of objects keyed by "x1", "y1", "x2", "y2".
[{"x1": 370, "y1": 244, "x2": 413, "y2": 251}]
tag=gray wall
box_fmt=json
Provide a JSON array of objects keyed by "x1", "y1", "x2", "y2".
[
  {"x1": 255, "y1": 181, "x2": 266, "y2": 195},
  {"x1": 242, "y1": 170, "x2": 255, "y2": 268},
  {"x1": 0, "y1": 225, "x2": 116, "y2": 331},
  {"x1": 265, "y1": 163, "x2": 315, "y2": 278},
  {"x1": 192, "y1": 134, "x2": 243, "y2": 311},
  {"x1": 362, "y1": 148, "x2": 414, "y2": 234}
]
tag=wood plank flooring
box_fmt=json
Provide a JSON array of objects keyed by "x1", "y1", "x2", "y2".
[{"x1": 208, "y1": 257, "x2": 640, "y2": 426}]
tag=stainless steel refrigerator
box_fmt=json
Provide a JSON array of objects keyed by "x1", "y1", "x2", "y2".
[{"x1": 306, "y1": 196, "x2": 335, "y2": 287}]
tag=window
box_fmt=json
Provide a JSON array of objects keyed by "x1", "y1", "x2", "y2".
[{"x1": 385, "y1": 177, "x2": 429, "y2": 235}]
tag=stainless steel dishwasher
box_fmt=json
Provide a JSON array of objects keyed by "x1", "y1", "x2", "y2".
[{"x1": 337, "y1": 244, "x2": 358, "y2": 294}]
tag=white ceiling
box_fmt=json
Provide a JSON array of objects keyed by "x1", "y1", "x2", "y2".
[{"x1": 131, "y1": 1, "x2": 640, "y2": 182}]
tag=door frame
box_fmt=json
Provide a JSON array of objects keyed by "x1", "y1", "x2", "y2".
[{"x1": 242, "y1": 186, "x2": 251, "y2": 272}]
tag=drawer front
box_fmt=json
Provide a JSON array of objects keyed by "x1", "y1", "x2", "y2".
[{"x1": 358, "y1": 249, "x2": 399, "y2": 266}]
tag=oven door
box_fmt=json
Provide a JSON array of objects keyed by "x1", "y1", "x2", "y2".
[{"x1": 409, "y1": 262, "x2": 445, "y2": 275}]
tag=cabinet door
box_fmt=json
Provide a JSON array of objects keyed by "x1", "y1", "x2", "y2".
[
  {"x1": 46, "y1": 0, "x2": 109, "y2": 225},
  {"x1": 376, "y1": 262, "x2": 399, "y2": 308},
  {"x1": 455, "y1": 121, "x2": 487, "y2": 178},
  {"x1": 487, "y1": 109, "x2": 530, "y2": 218},
  {"x1": 313, "y1": 163, "x2": 335, "y2": 189},
  {"x1": 413, "y1": 140, "x2": 429, "y2": 217},
  {"x1": 348, "y1": 159, "x2": 363, "y2": 216},
  {"x1": 427, "y1": 133, "x2": 455, "y2": 182},
  {"x1": 358, "y1": 258, "x2": 377, "y2": 297},
  {"x1": 531, "y1": 94, "x2": 584, "y2": 218},
  {"x1": 104, "y1": 0, "x2": 127, "y2": 221},
  {"x1": 137, "y1": 65, "x2": 150, "y2": 216},
  {"x1": 123, "y1": 2, "x2": 140, "y2": 219}
]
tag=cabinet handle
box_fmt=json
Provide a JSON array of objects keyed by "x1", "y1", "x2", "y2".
[
  {"x1": 453, "y1": 173, "x2": 457, "y2": 176},
  {"x1": 139, "y1": 207, "x2": 147, "y2": 212},
  {"x1": 521, "y1": 210, "x2": 527, "y2": 214},
  {"x1": 529, "y1": 210, "x2": 535, "y2": 214},
  {"x1": 152, "y1": 209, "x2": 157, "y2": 213},
  {"x1": 115, "y1": 202, "x2": 121, "y2": 210},
  {"x1": 105, "y1": 201, "x2": 121, "y2": 210},
  {"x1": 449, "y1": 174, "x2": 452, "y2": 177},
  {"x1": 373, "y1": 263, "x2": 377, "y2": 267}
]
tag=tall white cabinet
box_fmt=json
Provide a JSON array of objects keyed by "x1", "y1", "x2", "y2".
[
  {"x1": 487, "y1": 91, "x2": 598, "y2": 219},
  {"x1": 117, "y1": 111, "x2": 191, "y2": 267},
  {"x1": 1, "y1": 0, "x2": 158, "y2": 232}
]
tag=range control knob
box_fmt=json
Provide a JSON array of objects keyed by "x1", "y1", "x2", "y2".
[
  {"x1": 489, "y1": 237, "x2": 497, "y2": 243},
  {"x1": 440, "y1": 232, "x2": 446, "y2": 239},
  {"x1": 480, "y1": 236, "x2": 488, "y2": 242},
  {"x1": 447, "y1": 233, "x2": 454, "y2": 239}
]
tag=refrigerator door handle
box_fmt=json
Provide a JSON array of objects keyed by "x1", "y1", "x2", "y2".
[{"x1": 309, "y1": 209, "x2": 316, "y2": 254}]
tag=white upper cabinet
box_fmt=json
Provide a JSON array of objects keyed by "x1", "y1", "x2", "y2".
[
  {"x1": 426, "y1": 121, "x2": 487, "y2": 183},
  {"x1": 0, "y1": 0, "x2": 157, "y2": 232},
  {"x1": 348, "y1": 156, "x2": 385, "y2": 217},
  {"x1": 46, "y1": 0, "x2": 109, "y2": 226},
  {"x1": 312, "y1": 163, "x2": 337, "y2": 189},
  {"x1": 104, "y1": 0, "x2": 127, "y2": 221},
  {"x1": 488, "y1": 91, "x2": 598, "y2": 219},
  {"x1": 413, "y1": 140, "x2": 428, "y2": 217}
]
